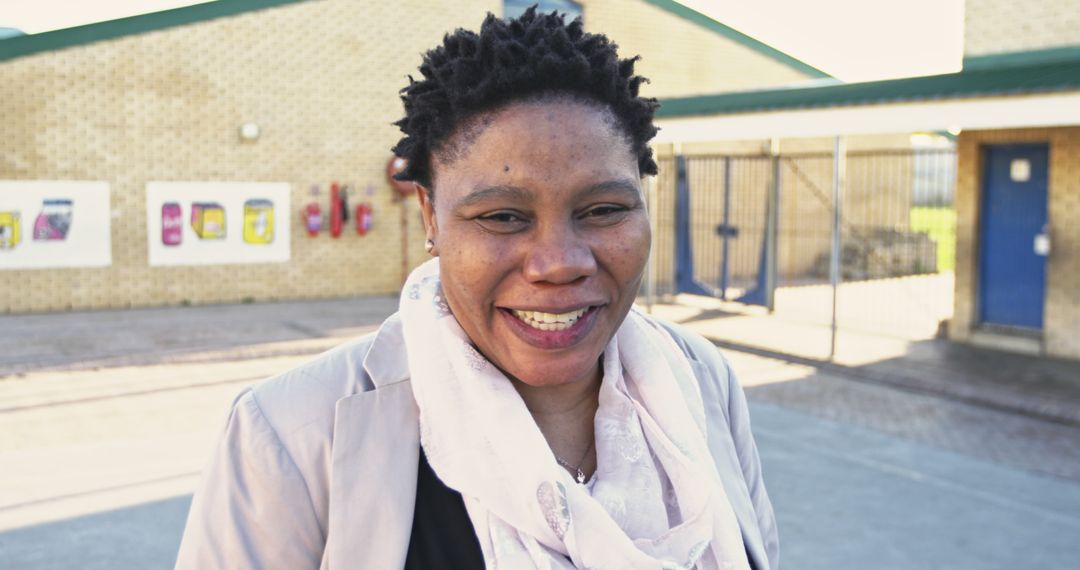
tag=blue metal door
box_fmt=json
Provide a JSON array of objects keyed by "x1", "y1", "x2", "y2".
[{"x1": 979, "y1": 144, "x2": 1048, "y2": 329}]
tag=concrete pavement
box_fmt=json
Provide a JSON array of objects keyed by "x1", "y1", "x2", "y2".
[
  {"x1": 755, "y1": 401, "x2": 1080, "y2": 569},
  {"x1": 2, "y1": 296, "x2": 1079, "y2": 568}
]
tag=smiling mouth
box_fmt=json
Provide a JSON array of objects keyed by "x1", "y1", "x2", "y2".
[{"x1": 509, "y1": 307, "x2": 590, "y2": 331}]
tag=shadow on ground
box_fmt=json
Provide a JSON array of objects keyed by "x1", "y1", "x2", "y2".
[
  {"x1": 669, "y1": 304, "x2": 1080, "y2": 427},
  {"x1": 0, "y1": 496, "x2": 191, "y2": 569}
]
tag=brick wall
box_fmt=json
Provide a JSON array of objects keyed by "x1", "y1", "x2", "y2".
[
  {"x1": 964, "y1": 0, "x2": 1080, "y2": 57},
  {"x1": 0, "y1": 0, "x2": 814, "y2": 313},
  {"x1": 952, "y1": 127, "x2": 1080, "y2": 359},
  {"x1": 0, "y1": 0, "x2": 503, "y2": 312}
]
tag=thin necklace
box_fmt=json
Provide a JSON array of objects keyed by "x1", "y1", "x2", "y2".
[{"x1": 554, "y1": 437, "x2": 595, "y2": 484}]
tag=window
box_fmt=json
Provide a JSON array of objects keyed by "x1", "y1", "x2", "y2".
[{"x1": 504, "y1": 0, "x2": 583, "y2": 21}]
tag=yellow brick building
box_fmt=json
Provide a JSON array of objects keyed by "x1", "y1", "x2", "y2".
[
  {"x1": 647, "y1": 0, "x2": 1080, "y2": 360},
  {"x1": 0, "y1": 0, "x2": 823, "y2": 313},
  {"x1": 948, "y1": 0, "x2": 1080, "y2": 359}
]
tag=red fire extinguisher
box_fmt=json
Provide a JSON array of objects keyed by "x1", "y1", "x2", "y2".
[
  {"x1": 302, "y1": 184, "x2": 322, "y2": 237},
  {"x1": 355, "y1": 203, "x2": 373, "y2": 236},
  {"x1": 330, "y1": 182, "x2": 343, "y2": 238}
]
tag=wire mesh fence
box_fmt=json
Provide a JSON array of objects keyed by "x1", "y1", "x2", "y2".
[{"x1": 647, "y1": 146, "x2": 958, "y2": 358}]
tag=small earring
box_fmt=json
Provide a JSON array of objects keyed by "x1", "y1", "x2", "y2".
[{"x1": 424, "y1": 239, "x2": 435, "y2": 254}]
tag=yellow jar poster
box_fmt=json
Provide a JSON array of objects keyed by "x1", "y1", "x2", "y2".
[{"x1": 243, "y1": 199, "x2": 274, "y2": 244}]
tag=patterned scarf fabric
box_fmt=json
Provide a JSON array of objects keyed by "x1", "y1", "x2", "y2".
[{"x1": 400, "y1": 259, "x2": 749, "y2": 569}]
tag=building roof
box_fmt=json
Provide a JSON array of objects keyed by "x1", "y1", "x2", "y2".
[
  {"x1": 0, "y1": 0, "x2": 308, "y2": 63},
  {"x1": 642, "y1": 0, "x2": 830, "y2": 79},
  {"x1": 0, "y1": 0, "x2": 830, "y2": 79},
  {"x1": 657, "y1": 46, "x2": 1080, "y2": 119}
]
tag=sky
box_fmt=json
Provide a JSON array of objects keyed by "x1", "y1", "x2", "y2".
[
  {"x1": 0, "y1": 0, "x2": 965, "y2": 82},
  {"x1": 680, "y1": 0, "x2": 964, "y2": 81},
  {"x1": 0, "y1": 0, "x2": 212, "y2": 34}
]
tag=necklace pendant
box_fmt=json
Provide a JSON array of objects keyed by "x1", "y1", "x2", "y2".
[{"x1": 576, "y1": 468, "x2": 585, "y2": 484}]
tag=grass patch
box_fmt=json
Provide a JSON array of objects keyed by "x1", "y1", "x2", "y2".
[{"x1": 910, "y1": 206, "x2": 956, "y2": 272}]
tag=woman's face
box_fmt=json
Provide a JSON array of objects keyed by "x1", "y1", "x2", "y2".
[{"x1": 419, "y1": 99, "x2": 651, "y2": 389}]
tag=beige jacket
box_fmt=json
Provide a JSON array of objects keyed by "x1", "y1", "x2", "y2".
[{"x1": 174, "y1": 314, "x2": 778, "y2": 570}]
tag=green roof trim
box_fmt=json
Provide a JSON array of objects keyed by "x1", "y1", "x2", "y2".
[
  {"x1": 963, "y1": 45, "x2": 1080, "y2": 71},
  {"x1": 0, "y1": 0, "x2": 310, "y2": 63},
  {"x1": 656, "y1": 54, "x2": 1080, "y2": 118},
  {"x1": 642, "y1": 0, "x2": 831, "y2": 79}
]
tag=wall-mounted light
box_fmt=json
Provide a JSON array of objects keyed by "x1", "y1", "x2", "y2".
[{"x1": 239, "y1": 122, "x2": 261, "y2": 142}]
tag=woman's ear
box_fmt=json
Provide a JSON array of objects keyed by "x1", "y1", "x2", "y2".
[{"x1": 415, "y1": 184, "x2": 439, "y2": 256}]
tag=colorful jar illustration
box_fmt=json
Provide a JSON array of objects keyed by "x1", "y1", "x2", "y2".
[
  {"x1": 162, "y1": 202, "x2": 183, "y2": 246},
  {"x1": 0, "y1": 211, "x2": 20, "y2": 250},
  {"x1": 33, "y1": 199, "x2": 73, "y2": 240},
  {"x1": 190, "y1": 202, "x2": 226, "y2": 239},
  {"x1": 243, "y1": 199, "x2": 274, "y2": 244}
]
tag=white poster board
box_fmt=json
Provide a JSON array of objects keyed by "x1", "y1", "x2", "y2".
[
  {"x1": 0, "y1": 181, "x2": 112, "y2": 269},
  {"x1": 146, "y1": 182, "x2": 291, "y2": 266}
]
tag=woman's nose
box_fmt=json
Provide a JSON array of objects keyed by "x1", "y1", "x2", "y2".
[{"x1": 522, "y1": 227, "x2": 597, "y2": 285}]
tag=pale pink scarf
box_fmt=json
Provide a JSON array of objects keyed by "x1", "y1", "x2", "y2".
[{"x1": 400, "y1": 259, "x2": 749, "y2": 569}]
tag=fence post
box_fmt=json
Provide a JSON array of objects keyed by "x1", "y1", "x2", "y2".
[
  {"x1": 720, "y1": 156, "x2": 732, "y2": 300},
  {"x1": 830, "y1": 136, "x2": 846, "y2": 361},
  {"x1": 764, "y1": 139, "x2": 781, "y2": 311},
  {"x1": 674, "y1": 154, "x2": 691, "y2": 293},
  {"x1": 674, "y1": 154, "x2": 709, "y2": 296}
]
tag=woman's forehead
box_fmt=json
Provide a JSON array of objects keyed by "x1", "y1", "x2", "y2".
[
  {"x1": 432, "y1": 100, "x2": 634, "y2": 181},
  {"x1": 436, "y1": 97, "x2": 625, "y2": 161}
]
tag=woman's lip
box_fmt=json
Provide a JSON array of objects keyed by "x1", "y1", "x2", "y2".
[
  {"x1": 499, "y1": 305, "x2": 602, "y2": 350},
  {"x1": 500, "y1": 303, "x2": 601, "y2": 313}
]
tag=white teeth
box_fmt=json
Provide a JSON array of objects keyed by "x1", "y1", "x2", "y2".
[{"x1": 510, "y1": 307, "x2": 589, "y2": 331}]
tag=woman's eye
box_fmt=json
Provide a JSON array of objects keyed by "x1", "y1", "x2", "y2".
[
  {"x1": 582, "y1": 205, "x2": 627, "y2": 219},
  {"x1": 478, "y1": 212, "x2": 523, "y2": 223},
  {"x1": 474, "y1": 211, "x2": 529, "y2": 233}
]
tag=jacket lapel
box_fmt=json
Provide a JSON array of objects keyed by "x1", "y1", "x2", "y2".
[
  {"x1": 687, "y1": 358, "x2": 769, "y2": 570},
  {"x1": 325, "y1": 316, "x2": 420, "y2": 569}
]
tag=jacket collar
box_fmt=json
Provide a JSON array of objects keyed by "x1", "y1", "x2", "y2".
[{"x1": 361, "y1": 312, "x2": 410, "y2": 388}]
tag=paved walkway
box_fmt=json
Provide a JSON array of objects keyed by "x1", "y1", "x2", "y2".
[
  {"x1": 1, "y1": 297, "x2": 1079, "y2": 568},
  {"x1": 648, "y1": 294, "x2": 1080, "y2": 427},
  {"x1": 0, "y1": 296, "x2": 399, "y2": 376}
]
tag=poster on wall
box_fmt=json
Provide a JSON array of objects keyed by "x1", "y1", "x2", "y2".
[
  {"x1": 0, "y1": 181, "x2": 112, "y2": 270},
  {"x1": 145, "y1": 182, "x2": 291, "y2": 266}
]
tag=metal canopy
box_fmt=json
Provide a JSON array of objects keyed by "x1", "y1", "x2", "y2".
[
  {"x1": 654, "y1": 91, "x2": 1080, "y2": 141},
  {"x1": 657, "y1": 52, "x2": 1080, "y2": 118},
  {"x1": 654, "y1": 48, "x2": 1080, "y2": 141}
]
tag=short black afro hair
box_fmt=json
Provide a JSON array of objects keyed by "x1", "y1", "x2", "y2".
[{"x1": 391, "y1": 6, "x2": 660, "y2": 189}]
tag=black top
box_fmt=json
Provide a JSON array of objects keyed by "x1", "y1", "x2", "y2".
[
  {"x1": 404, "y1": 449, "x2": 758, "y2": 570},
  {"x1": 405, "y1": 449, "x2": 486, "y2": 569}
]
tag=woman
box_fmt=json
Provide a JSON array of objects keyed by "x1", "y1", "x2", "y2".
[{"x1": 176, "y1": 8, "x2": 777, "y2": 570}]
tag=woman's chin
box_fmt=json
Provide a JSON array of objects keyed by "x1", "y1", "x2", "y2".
[{"x1": 498, "y1": 353, "x2": 603, "y2": 392}]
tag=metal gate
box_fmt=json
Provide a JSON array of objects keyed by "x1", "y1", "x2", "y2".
[{"x1": 649, "y1": 146, "x2": 957, "y2": 359}]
